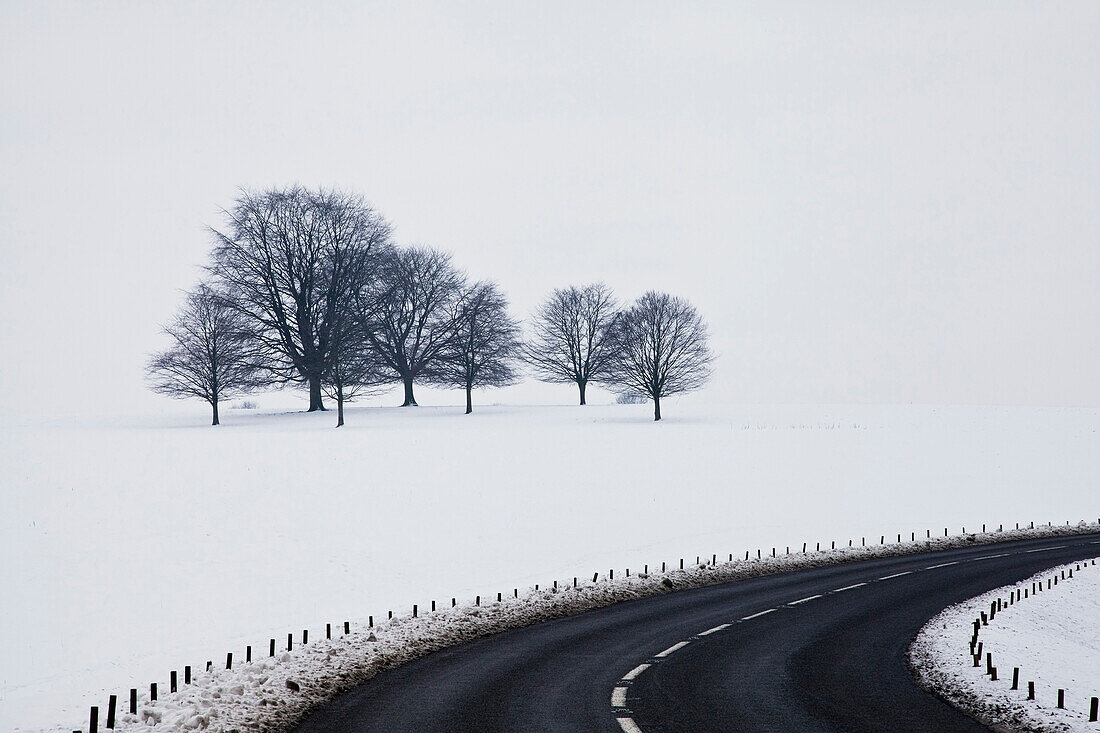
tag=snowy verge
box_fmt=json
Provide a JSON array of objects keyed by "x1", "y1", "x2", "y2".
[
  {"x1": 89, "y1": 522, "x2": 1100, "y2": 732},
  {"x1": 910, "y1": 554, "x2": 1100, "y2": 732}
]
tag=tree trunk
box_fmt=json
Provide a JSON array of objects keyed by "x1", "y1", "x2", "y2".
[
  {"x1": 578, "y1": 379, "x2": 587, "y2": 405},
  {"x1": 401, "y1": 375, "x2": 418, "y2": 406},
  {"x1": 336, "y1": 383, "x2": 345, "y2": 427},
  {"x1": 308, "y1": 375, "x2": 326, "y2": 411},
  {"x1": 211, "y1": 398, "x2": 220, "y2": 426},
  {"x1": 653, "y1": 394, "x2": 661, "y2": 421},
  {"x1": 465, "y1": 383, "x2": 473, "y2": 414}
]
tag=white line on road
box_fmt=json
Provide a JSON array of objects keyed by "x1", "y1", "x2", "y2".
[
  {"x1": 833, "y1": 582, "x2": 867, "y2": 592},
  {"x1": 617, "y1": 717, "x2": 644, "y2": 733},
  {"x1": 926, "y1": 561, "x2": 959, "y2": 569},
  {"x1": 611, "y1": 687, "x2": 628, "y2": 707},
  {"x1": 655, "y1": 641, "x2": 690, "y2": 657},
  {"x1": 788, "y1": 594, "x2": 822, "y2": 605},
  {"x1": 622, "y1": 664, "x2": 650, "y2": 681},
  {"x1": 971, "y1": 553, "x2": 1009, "y2": 561},
  {"x1": 1026, "y1": 545, "x2": 1067, "y2": 553},
  {"x1": 698, "y1": 623, "x2": 731, "y2": 636},
  {"x1": 878, "y1": 571, "x2": 912, "y2": 580},
  {"x1": 741, "y1": 608, "x2": 776, "y2": 620}
]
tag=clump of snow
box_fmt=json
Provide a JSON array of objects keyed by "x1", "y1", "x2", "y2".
[
  {"x1": 95, "y1": 523, "x2": 1097, "y2": 732},
  {"x1": 911, "y1": 556, "x2": 1100, "y2": 732}
]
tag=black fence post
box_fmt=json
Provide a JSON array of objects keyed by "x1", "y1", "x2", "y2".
[
  {"x1": 106, "y1": 695, "x2": 116, "y2": 729},
  {"x1": 171, "y1": 670, "x2": 178, "y2": 692},
  {"x1": 1090, "y1": 697, "x2": 1098, "y2": 722},
  {"x1": 129, "y1": 689, "x2": 137, "y2": 715},
  {"x1": 1011, "y1": 667, "x2": 1019, "y2": 690},
  {"x1": 90, "y1": 706, "x2": 99, "y2": 733},
  {"x1": 150, "y1": 682, "x2": 157, "y2": 701}
]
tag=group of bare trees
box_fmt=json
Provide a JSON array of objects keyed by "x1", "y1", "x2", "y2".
[
  {"x1": 147, "y1": 186, "x2": 713, "y2": 425},
  {"x1": 522, "y1": 283, "x2": 714, "y2": 420}
]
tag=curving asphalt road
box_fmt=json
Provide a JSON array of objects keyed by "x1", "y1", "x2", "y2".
[{"x1": 295, "y1": 532, "x2": 1100, "y2": 732}]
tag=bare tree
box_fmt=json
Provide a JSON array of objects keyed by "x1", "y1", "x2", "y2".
[
  {"x1": 362, "y1": 246, "x2": 466, "y2": 406},
  {"x1": 323, "y1": 340, "x2": 392, "y2": 427},
  {"x1": 436, "y1": 281, "x2": 521, "y2": 413},
  {"x1": 146, "y1": 284, "x2": 257, "y2": 425},
  {"x1": 209, "y1": 186, "x2": 391, "y2": 411},
  {"x1": 603, "y1": 291, "x2": 714, "y2": 421},
  {"x1": 524, "y1": 283, "x2": 618, "y2": 405},
  {"x1": 322, "y1": 281, "x2": 394, "y2": 427}
]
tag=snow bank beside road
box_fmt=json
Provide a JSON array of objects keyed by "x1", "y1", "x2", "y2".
[
  {"x1": 102, "y1": 524, "x2": 1098, "y2": 732},
  {"x1": 912, "y1": 556, "x2": 1100, "y2": 732}
]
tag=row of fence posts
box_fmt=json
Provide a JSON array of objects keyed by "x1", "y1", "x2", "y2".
[
  {"x1": 75, "y1": 518, "x2": 1098, "y2": 731},
  {"x1": 77, "y1": 620, "x2": 353, "y2": 732},
  {"x1": 968, "y1": 559, "x2": 1099, "y2": 723}
]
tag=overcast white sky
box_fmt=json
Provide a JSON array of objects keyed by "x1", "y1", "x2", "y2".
[{"x1": 1, "y1": 1, "x2": 1097, "y2": 417}]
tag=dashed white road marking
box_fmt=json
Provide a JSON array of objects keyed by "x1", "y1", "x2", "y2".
[
  {"x1": 608, "y1": 540, "x2": 1097, "y2": 731},
  {"x1": 788, "y1": 594, "x2": 821, "y2": 605},
  {"x1": 878, "y1": 571, "x2": 912, "y2": 580},
  {"x1": 698, "y1": 623, "x2": 731, "y2": 636},
  {"x1": 741, "y1": 608, "x2": 776, "y2": 620},
  {"x1": 655, "y1": 641, "x2": 690, "y2": 657}
]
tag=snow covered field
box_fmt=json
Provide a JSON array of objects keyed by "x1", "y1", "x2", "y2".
[
  {"x1": 1, "y1": 399, "x2": 1098, "y2": 731},
  {"x1": 912, "y1": 558, "x2": 1100, "y2": 732}
]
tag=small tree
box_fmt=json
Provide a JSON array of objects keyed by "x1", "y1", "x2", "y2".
[
  {"x1": 322, "y1": 286, "x2": 393, "y2": 427},
  {"x1": 362, "y1": 246, "x2": 466, "y2": 406},
  {"x1": 437, "y1": 281, "x2": 521, "y2": 413},
  {"x1": 323, "y1": 345, "x2": 392, "y2": 427},
  {"x1": 604, "y1": 291, "x2": 714, "y2": 421},
  {"x1": 146, "y1": 284, "x2": 257, "y2": 425},
  {"x1": 524, "y1": 282, "x2": 618, "y2": 405}
]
